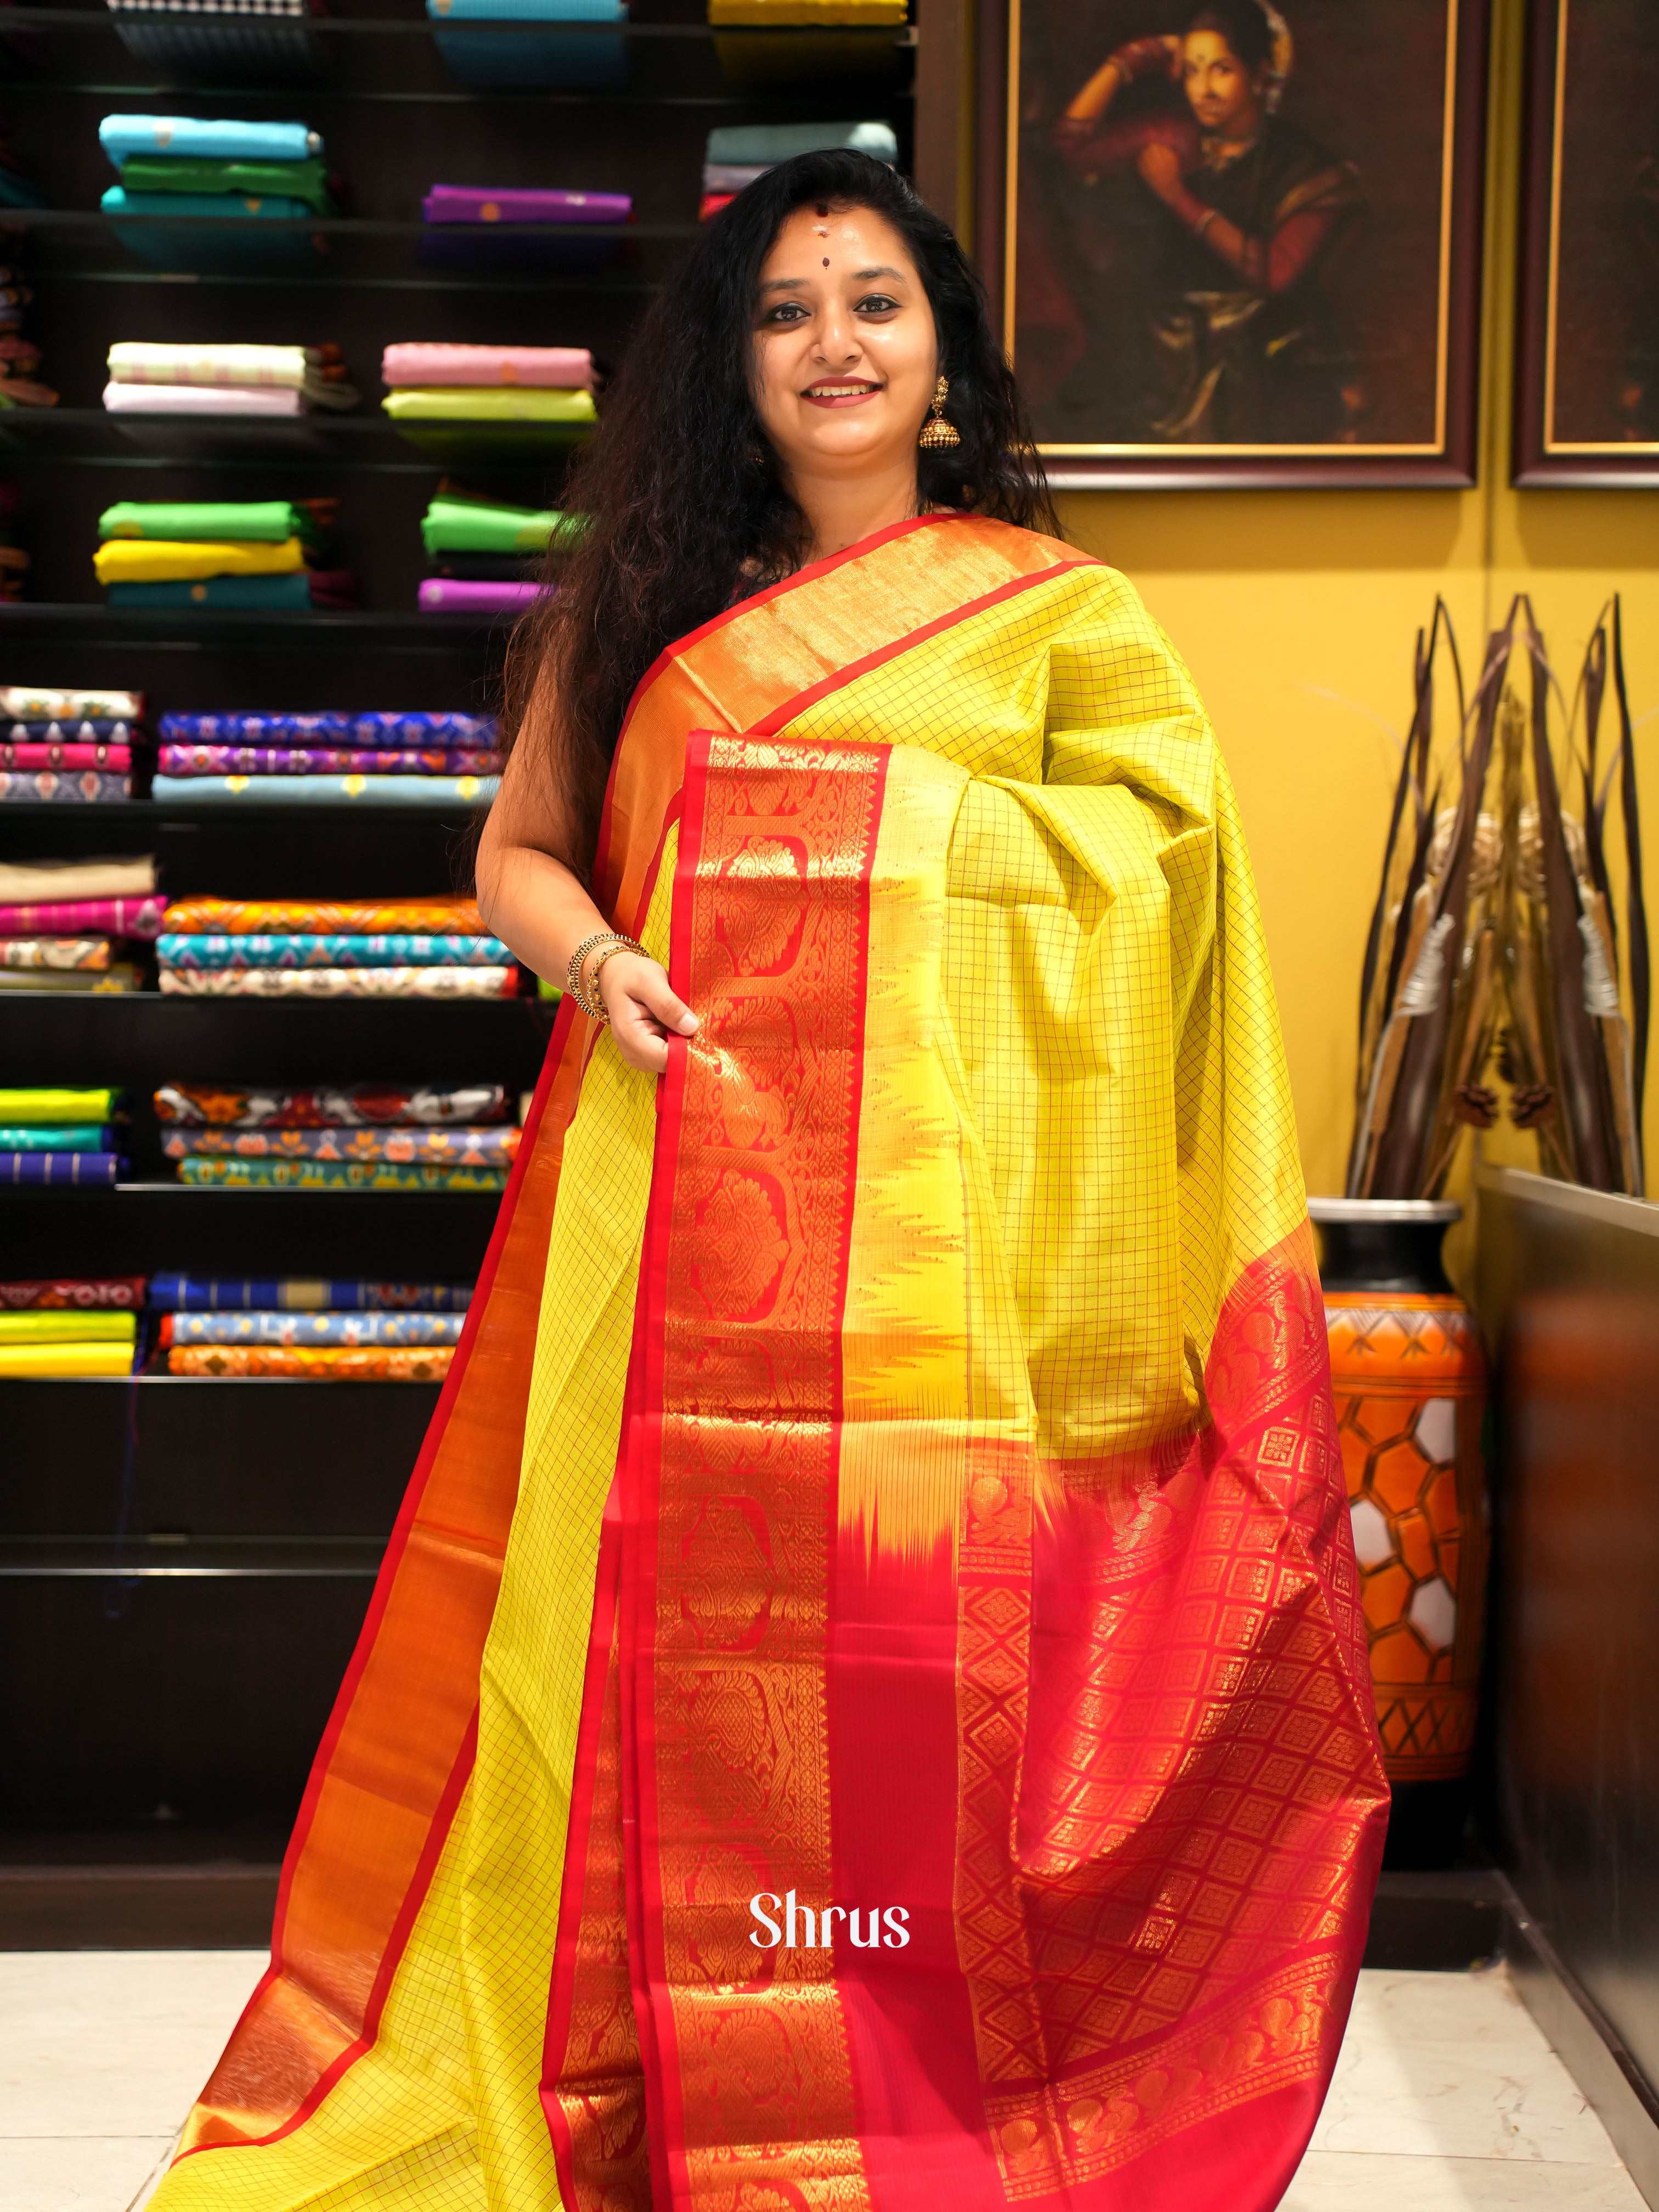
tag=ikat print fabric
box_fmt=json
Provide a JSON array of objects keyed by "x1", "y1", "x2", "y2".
[
  {"x1": 158, "y1": 896, "x2": 484, "y2": 932},
  {"x1": 148, "y1": 1276, "x2": 472, "y2": 1309},
  {"x1": 149, "y1": 774, "x2": 499, "y2": 807},
  {"x1": 163, "y1": 1310, "x2": 465, "y2": 1345},
  {"x1": 159, "y1": 963, "x2": 515, "y2": 996},
  {"x1": 157, "y1": 711, "x2": 498, "y2": 747},
  {"x1": 155, "y1": 1081, "x2": 505, "y2": 1126},
  {"x1": 157, "y1": 746, "x2": 499, "y2": 777},
  {"x1": 163, "y1": 1125, "x2": 519, "y2": 1164},
  {"x1": 0, "y1": 1278, "x2": 146, "y2": 1309},
  {"x1": 0, "y1": 769, "x2": 132, "y2": 803},
  {"x1": 156, "y1": 932, "x2": 510, "y2": 968},
  {"x1": 167, "y1": 1345, "x2": 455, "y2": 1378},
  {"x1": 176, "y1": 1157, "x2": 509, "y2": 1190}
]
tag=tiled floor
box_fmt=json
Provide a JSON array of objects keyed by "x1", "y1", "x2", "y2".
[{"x1": 0, "y1": 1954, "x2": 1648, "y2": 2210}]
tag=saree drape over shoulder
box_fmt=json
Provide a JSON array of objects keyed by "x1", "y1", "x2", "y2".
[{"x1": 149, "y1": 515, "x2": 1386, "y2": 2212}]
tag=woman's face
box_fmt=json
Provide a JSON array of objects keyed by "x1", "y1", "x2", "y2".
[
  {"x1": 751, "y1": 203, "x2": 938, "y2": 483},
  {"x1": 1181, "y1": 30, "x2": 1267, "y2": 137}
]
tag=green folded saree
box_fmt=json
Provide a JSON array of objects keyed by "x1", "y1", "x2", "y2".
[
  {"x1": 420, "y1": 495, "x2": 581, "y2": 555},
  {"x1": 0, "y1": 1125, "x2": 110, "y2": 1150},
  {"x1": 385, "y1": 388, "x2": 596, "y2": 425},
  {"x1": 0, "y1": 1310, "x2": 137, "y2": 1344},
  {"x1": 97, "y1": 500, "x2": 320, "y2": 545},
  {"x1": 116, "y1": 155, "x2": 337, "y2": 215},
  {"x1": 0, "y1": 1086, "x2": 117, "y2": 1122}
]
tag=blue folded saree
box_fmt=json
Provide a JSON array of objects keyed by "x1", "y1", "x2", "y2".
[
  {"x1": 150, "y1": 774, "x2": 500, "y2": 806},
  {"x1": 98, "y1": 116, "x2": 322, "y2": 165}
]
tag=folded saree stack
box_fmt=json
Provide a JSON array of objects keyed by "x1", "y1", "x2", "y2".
[
  {"x1": 383, "y1": 341, "x2": 596, "y2": 465},
  {"x1": 154, "y1": 896, "x2": 517, "y2": 996},
  {"x1": 705, "y1": 0, "x2": 906, "y2": 84},
  {"x1": 0, "y1": 1276, "x2": 143, "y2": 1376},
  {"x1": 150, "y1": 1274, "x2": 472, "y2": 1379},
  {"x1": 417, "y1": 489, "x2": 573, "y2": 612},
  {"x1": 99, "y1": 114, "x2": 341, "y2": 272},
  {"x1": 151, "y1": 712, "x2": 500, "y2": 806},
  {"x1": 699, "y1": 119, "x2": 896, "y2": 218},
  {"x1": 425, "y1": 0, "x2": 628, "y2": 90},
  {"x1": 0, "y1": 257, "x2": 59, "y2": 419},
  {"x1": 93, "y1": 498, "x2": 357, "y2": 613},
  {"x1": 104, "y1": 0, "x2": 329, "y2": 84},
  {"x1": 155, "y1": 1074, "x2": 518, "y2": 1188},
  {"x1": 0, "y1": 1087, "x2": 125, "y2": 1189},
  {"x1": 0, "y1": 690, "x2": 148, "y2": 809},
  {"x1": 0, "y1": 845, "x2": 158, "y2": 983},
  {"x1": 104, "y1": 341, "x2": 359, "y2": 419},
  {"x1": 416, "y1": 182, "x2": 630, "y2": 278}
]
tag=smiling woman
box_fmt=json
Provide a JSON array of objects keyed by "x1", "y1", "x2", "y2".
[{"x1": 145, "y1": 149, "x2": 1386, "y2": 2212}]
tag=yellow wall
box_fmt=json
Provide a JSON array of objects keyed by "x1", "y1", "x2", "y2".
[{"x1": 1049, "y1": 0, "x2": 1659, "y2": 1201}]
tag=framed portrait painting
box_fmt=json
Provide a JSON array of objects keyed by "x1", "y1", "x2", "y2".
[
  {"x1": 978, "y1": 0, "x2": 1491, "y2": 487},
  {"x1": 1515, "y1": 0, "x2": 1659, "y2": 486}
]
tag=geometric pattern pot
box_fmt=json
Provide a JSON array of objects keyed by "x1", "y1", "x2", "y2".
[{"x1": 1324, "y1": 1293, "x2": 1489, "y2": 1783}]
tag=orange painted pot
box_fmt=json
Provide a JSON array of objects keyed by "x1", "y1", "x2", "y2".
[{"x1": 1310, "y1": 1199, "x2": 1489, "y2": 1864}]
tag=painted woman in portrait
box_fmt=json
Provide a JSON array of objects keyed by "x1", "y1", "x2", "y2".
[{"x1": 1040, "y1": 0, "x2": 1361, "y2": 444}]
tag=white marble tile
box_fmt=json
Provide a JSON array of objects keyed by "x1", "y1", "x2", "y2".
[
  {"x1": 1310, "y1": 1965, "x2": 1623, "y2": 2165},
  {"x1": 0, "y1": 1951, "x2": 264, "y2": 2139},
  {"x1": 1284, "y1": 2150, "x2": 1650, "y2": 2209},
  {"x1": 3, "y1": 2136, "x2": 173, "y2": 2212}
]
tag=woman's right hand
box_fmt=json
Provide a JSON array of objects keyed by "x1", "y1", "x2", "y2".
[{"x1": 597, "y1": 951, "x2": 698, "y2": 1075}]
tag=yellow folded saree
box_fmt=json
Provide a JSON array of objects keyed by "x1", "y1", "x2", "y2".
[
  {"x1": 149, "y1": 515, "x2": 1385, "y2": 2212},
  {"x1": 93, "y1": 537, "x2": 305, "y2": 584}
]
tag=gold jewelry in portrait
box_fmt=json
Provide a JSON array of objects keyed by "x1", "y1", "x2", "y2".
[{"x1": 918, "y1": 375, "x2": 961, "y2": 449}]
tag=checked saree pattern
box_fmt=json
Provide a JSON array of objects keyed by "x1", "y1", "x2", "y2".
[{"x1": 148, "y1": 516, "x2": 1386, "y2": 2212}]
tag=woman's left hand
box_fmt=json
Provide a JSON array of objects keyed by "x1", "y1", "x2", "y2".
[{"x1": 1136, "y1": 140, "x2": 1185, "y2": 204}]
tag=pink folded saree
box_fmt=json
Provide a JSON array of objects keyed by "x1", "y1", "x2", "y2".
[
  {"x1": 418, "y1": 578, "x2": 541, "y2": 612},
  {"x1": 381, "y1": 343, "x2": 592, "y2": 389}
]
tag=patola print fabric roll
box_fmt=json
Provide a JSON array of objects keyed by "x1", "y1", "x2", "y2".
[
  {"x1": 157, "y1": 747, "x2": 500, "y2": 778},
  {"x1": 168, "y1": 1345, "x2": 455, "y2": 1380},
  {"x1": 0, "y1": 770, "x2": 132, "y2": 803},
  {"x1": 159, "y1": 965, "x2": 517, "y2": 998},
  {"x1": 0, "y1": 896, "x2": 163, "y2": 938},
  {"x1": 148, "y1": 1276, "x2": 473, "y2": 1310},
  {"x1": 163, "y1": 1311, "x2": 465, "y2": 1347},
  {"x1": 0, "y1": 1278, "x2": 146, "y2": 1310},
  {"x1": 156, "y1": 932, "x2": 510, "y2": 968},
  {"x1": 159, "y1": 896, "x2": 483, "y2": 934},
  {"x1": 156, "y1": 711, "x2": 498, "y2": 747},
  {"x1": 153, "y1": 1081, "x2": 506, "y2": 1127},
  {"x1": 163, "y1": 1126, "x2": 520, "y2": 1165},
  {"x1": 176, "y1": 1157, "x2": 507, "y2": 1192}
]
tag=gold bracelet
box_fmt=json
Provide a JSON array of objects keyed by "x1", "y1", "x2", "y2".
[{"x1": 565, "y1": 932, "x2": 647, "y2": 1022}]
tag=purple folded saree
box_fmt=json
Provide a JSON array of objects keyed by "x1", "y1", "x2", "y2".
[
  {"x1": 159, "y1": 745, "x2": 502, "y2": 777},
  {"x1": 418, "y1": 578, "x2": 541, "y2": 613},
  {"x1": 157, "y1": 710, "x2": 499, "y2": 748},
  {"x1": 420, "y1": 185, "x2": 630, "y2": 225}
]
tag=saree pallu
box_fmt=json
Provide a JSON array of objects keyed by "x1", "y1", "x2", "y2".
[{"x1": 150, "y1": 515, "x2": 1384, "y2": 2212}]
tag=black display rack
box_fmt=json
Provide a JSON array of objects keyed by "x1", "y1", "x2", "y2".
[{"x1": 0, "y1": 0, "x2": 914, "y2": 1889}]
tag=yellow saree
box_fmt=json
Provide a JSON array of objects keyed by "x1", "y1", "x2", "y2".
[{"x1": 149, "y1": 514, "x2": 1386, "y2": 2212}]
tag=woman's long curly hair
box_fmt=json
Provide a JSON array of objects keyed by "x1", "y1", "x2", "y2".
[{"x1": 501, "y1": 148, "x2": 1058, "y2": 875}]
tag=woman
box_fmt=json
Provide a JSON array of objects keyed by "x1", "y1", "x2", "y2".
[
  {"x1": 1048, "y1": 0, "x2": 1360, "y2": 443},
  {"x1": 148, "y1": 150, "x2": 1385, "y2": 2212}
]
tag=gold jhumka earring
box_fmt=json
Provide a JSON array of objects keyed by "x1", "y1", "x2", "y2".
[{"x1": 918, "y1": 375, "x2": 961, "y2": 449}]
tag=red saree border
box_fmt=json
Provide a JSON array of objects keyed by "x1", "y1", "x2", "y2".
[
  {"x1": 270, "y1": 995, "x2": 574, "y2": 1954},
  {"x1": 598, "y1": 731, "x2": 887, "y2": 2212}
]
